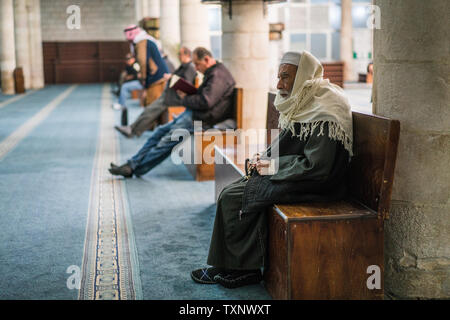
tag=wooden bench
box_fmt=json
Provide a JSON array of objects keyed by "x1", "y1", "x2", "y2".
[
  {"x1": 322, "y1": 62, "x2": 344, "y2": 88},
  {"x1": 214, "y1": 99, "x2": 400, "y2": 299},
  {"x1": 131, "y1": 89, "x2": 143, "y2": 100},
  {"x1": 184, "y1": 87, "x2": 243, "y2": 181}
]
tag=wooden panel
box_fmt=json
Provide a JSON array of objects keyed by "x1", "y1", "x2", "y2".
[
  {"x1": 264, "y1": 209, "x2": 289, "y2": 300},
  {"x1": 288, "y1": 217, "x2": 384, "y2": 299},
  {"x1": 55, "y1": 61, "x2": 99, "y2": 83},
  {"x1": 14, "y1": 68, "x2": 25, "y2": 94},
  {"x1": 266, "y1": 92, "x2": 279, "y2": 144},
  {"x1": 233, "y1": 88, "x2": 243, "y2": 129},
  {"x1": 99, "y1": 42, "x2": 129, "y2": 60},
  {"x1": 100, "y1": 60, "x2": 126, "y2": 82},
  {"x1": 274, "y1": 200, "x2": 375, "y2": 221},
  {"x1": 57, "y1": 42, "x2": 98, "y2": 61},
  {"x1": 43, "y1": 42, "x2": 57, "y2": 84},
  {"x1": 168, "y1": 106, "x2": 186, "y2": 122},
  {"x1": 43, "y1": 41, "x2": 130, "y2": 84},
  {"x1": 322, "y1": 62, "x2": 344, "y2": 88},
  {"x1": 187, "y1": 131, "x2": 235, "y2": 181},
  {"x1": 349, "y1": 112, "x2": 400, "y2": 216}
]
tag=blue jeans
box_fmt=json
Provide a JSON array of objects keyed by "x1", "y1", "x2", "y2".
[
  {"x1": 119, "y1": 80, "x2": 143, "y2": 107},
  {"x1": 128, "y1": 110, "x2": 194, "y2": 176}
]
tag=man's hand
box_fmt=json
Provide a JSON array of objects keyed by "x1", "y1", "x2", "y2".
[
  {"x1": 247, "y1": 153, "x2": 260, "y2": 172},
  {"x1": 176, "y1": 90, "x2": 187, "y2": 99},
  {"x1": 163, "y1": 73, "x2": 172, "y2": 81},
  {"x1": 255, "y1": 159, "x2": 272, "y2": 176}
]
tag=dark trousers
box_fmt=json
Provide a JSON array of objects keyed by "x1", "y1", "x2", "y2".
[
  {"x1": 207, "y1": 177, "x2": 268, "y2": 271},
  {"x1": 130, "y1": 93, "x2": 168, "y2": 136}
]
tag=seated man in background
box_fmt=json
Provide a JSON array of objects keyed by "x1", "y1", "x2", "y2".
[
  {"x1": 109, "y1": 47, "x2": 236, "y2": 178},
  {"x1": 124, "y1": 24, "x2": 169, "y2": 106},
  {"x1": 115, "y1": 46, "x2": 197, "y2": 138},
  {"x1": 191, "y1": 51, "x2": 353, "y2": 289},
  {"x1": 112, "y1": 53, "x2": 142, "y2": 110}
]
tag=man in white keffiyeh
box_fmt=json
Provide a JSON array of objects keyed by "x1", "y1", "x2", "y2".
[
  {"x1": 274, "y1": 51, "x2": 353, "y2": 156},
  {"x1": 191, "y1": 51, "x2": 354, "y2": 290}
]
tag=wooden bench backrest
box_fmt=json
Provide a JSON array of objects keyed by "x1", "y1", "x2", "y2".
[
  {"x1": 349, "y1": 112, "x2": 400, "y2": 218},
  {"x1": 233, "y1": 88, "x2": 244, "y2": 129},
  {"x1": 322, "y1": 62, "x2": 344, "y2": 88},
  {"x1": 266, "y1": 92, "x2": 278, "y2": 144},
  {"x1": 265, "y1": 103, "x2": 400, "y2": 218}
]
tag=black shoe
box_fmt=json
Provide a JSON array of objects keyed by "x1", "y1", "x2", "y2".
[
  {"x1": 108, "y1": 164, "x2": 133, "y2": 178},
  {"x1": 214, "y1": 269, "x2": 262, "y2": 289},
  {"x1": 115, "y1": 125, "x2": 134, "y2": 138},
  {"x1": 110, "y1": 162, "x2": 127, "y2": 169},
  {"x1": 191, "y1": 267, "x2": 226, "y2": 284}
]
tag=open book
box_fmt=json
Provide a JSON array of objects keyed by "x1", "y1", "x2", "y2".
[{"x1": 169, "y1": 74, "x2": 197, "y2": 95}]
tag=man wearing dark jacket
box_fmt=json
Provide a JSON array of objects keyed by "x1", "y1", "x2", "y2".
[
  {"x1": 115, "y1": 47, "x2": 197, "y2": 138},
  {"x1": 109, "y1": 47, "x2": 236, "y2": 178},
  {"x1": 191, "y1": 51, "x2": 353, "y2": 289}
]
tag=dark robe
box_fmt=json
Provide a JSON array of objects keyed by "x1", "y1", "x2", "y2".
[{"x1": 207, "y1": 122, "x2": 350, "y2": 270}]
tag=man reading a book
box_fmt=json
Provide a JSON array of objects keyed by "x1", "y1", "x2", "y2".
[
  {"x1": 108, "y1": 47, "x2": 236, "y2": 178},
  {"x1": 115, "y1": 47, "x2": 197, "y2": 138},
  {"x1": 190, "y1": 51, "x2": 353, "y2": 288}
]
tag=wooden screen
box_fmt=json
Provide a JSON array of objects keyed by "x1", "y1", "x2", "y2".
[{"x1": 43, "y1": 41, "x2": 130, "y2": 84}]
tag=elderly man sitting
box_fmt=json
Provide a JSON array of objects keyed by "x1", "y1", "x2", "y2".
[
  {"x1": 108, "y1": 47, "x2": 235, "y2": 178},
  {"x1": 191, "y1": 51, "x2": 354, "y2": 289}
]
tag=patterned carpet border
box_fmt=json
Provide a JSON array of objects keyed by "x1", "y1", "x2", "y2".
[{"x1": 79, "y1": 84, "x2": 142, "y2": 300}]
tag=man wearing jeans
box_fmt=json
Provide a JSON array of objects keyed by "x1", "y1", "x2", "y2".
[
  {"x1": 112, "y1": 54, "x2": 143, "y2": 110},
  {"x1": 114, "y1": 47, "x2": 197, "y2": 138},
  {"x1": 108, "y1": 47, "x2": 235, "y2": 178}
]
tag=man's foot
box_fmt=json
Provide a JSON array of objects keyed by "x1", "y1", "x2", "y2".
[
  {"x1": 214, "y1": 269, "x2": 263, "y2": 289},
  {"x1": 111, "y1": 103, "x2": 122, "y2": 110},
  {"x1": 110, "y1": 162, "x2": 120, "y2": 169},
  {"x1": 115, "y1": 125, "x2": 134, "y2": 138},
  {"x1": 191, "y1": 267, "x2": 226, "y2": 285},
  {"x1": 108, "y1": 163, "x2": 133, "y2": 178}
]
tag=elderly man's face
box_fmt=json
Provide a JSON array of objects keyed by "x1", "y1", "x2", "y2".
[{"x1": 277, "y1": 64, "x2": 298, "y2": 98}]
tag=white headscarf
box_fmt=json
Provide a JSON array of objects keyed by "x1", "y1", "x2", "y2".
[
  {"x1": 133, "y1": 30, "x2": 163, "y2": 52},
  {"x1": 274, "y1": 51, "x2": 353, "y2": 156}
]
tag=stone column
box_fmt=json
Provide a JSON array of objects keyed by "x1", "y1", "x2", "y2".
[
  {"x1": 160, "y1": 0, "x2": 180, "y2": 67},
  {"x1": 148, "y1": 0, "x2": 160, "y2": 17},
  {"x1": 137, "y1": 1, "x2": 160, "y2": 22},
  {"x1": 1, "y1": 0, "x2": 16, "y2": 95},
  {"x1": 142, "y1": 0, "x2": 149, "y2": 17},
  {"x1": 373, "y1": 0, "x2": 450, "y2": 299},
  {"x1": 180, "y1": 0, "x2": 210, "y2": 51},
  {"x1": 135, "y1": 0, "x2": 142, "y2": 20},
  {"x1": 14, "y1": 0, "x2": 31, "y2": 90},
  {"x1": 340, "y1": 0, "x2": 355, "y2": 81},
  {"x1": 26, "y1": 0, "x2": 44, "y2": 89},
  {"x1": 221, "y1": 0, "x2": 269, "y2": 130}
]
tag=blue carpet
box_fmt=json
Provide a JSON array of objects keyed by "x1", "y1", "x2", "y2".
[
  {"x1": 117, "y1": 107, "x2": 271, "y2": 300},
  {"x1": 0, "y1": 85, "x2": 72, "y2": 141},
  {"x1": 0, "y1": 85, "x2": 102, "y2": 299},
  {"x1": 0, "y1": 87, "x2": 271, "y2": 299}
]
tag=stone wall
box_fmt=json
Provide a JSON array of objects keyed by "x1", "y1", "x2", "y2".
[
  {"x1": 40, "y1": 0, "x2": 137, "y2": 41},
  {"x1": 373, "y1": 0, "x2": 450, "y2": 299}
]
